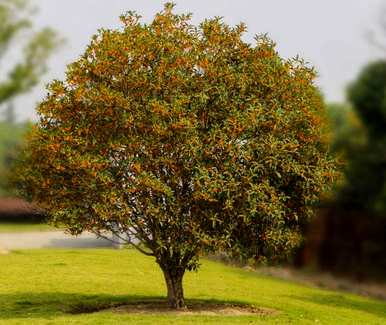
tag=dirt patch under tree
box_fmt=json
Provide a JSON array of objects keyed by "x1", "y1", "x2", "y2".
[{"x1": 67, "y1": 299, "x2": 278, "y2": 317}]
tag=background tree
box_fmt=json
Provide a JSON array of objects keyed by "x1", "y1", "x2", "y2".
[
  {"x1": 0, "y1": 0, "x2": 58, "y2": 197},
  {"x1": 366, "y1": 4, "x2": 386, "y2": 53},
  {"x1": 0, "y1": 0, "x2": 57, "y2": 106},
  {"x1": 326, "y1": 102, "x2": 365, "y2": 154},
  {"x1": 338, "y1": 60, "x2": 386, "y2": 214},
  {"x1": 302, "y1": 61, "x2": 386, "y2": 278},
  {"x1": 15, "y1": 4, "x2": 335, "y2": 308}
]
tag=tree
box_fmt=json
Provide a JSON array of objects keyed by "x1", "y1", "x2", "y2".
[
  {"x1": 0, "y1": 0, "x2": 58, "y2": 106},
  {"x1": 347, "y1": 61, "x2": 386, "y2": 138},
  {"x1": 16, "y1": 4, "x2": 335, "y2": 308},
  {"x1": 337, "y1": 60, "x2": 386, "y2": 214},
  {"x1": 326, "y1": 102, "x2": 365, "y2": 154},
  {"x1": 302, "y1": 61, "x2": 386, "y2": 278},
  {"x1": 0, "y1": 0, "x2": 58, "y2": 197}
]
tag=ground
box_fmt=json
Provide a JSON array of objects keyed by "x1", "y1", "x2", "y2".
[
  {"x1": 0, "y1": 229, "x2": 113, "y2": 249},
  {"x1": 0, "y1": 222, "x2": 113, "y2": 250},
  {"x1": 0, "y1": 222, "x2": 54, "y2": 233},
  {"x1": 0, "y1": 249, "x2": 385, "y2": 324}
]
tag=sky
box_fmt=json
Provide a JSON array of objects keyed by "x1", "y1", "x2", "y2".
[{"x1": 10, "y1": 0, "x2": 385, "y2": 121}]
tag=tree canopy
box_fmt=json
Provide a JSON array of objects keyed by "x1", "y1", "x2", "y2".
[{"x1": 16, "y1": 4, "x2": 335, "y2": 308}]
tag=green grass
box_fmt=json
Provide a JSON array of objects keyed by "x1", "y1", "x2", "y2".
[
  {"x1": 0, "y1": 249, "x2": 385, "y2": 324},
  {"x1": 0, "y1": 222, "x2": 55, "y2": 233}
]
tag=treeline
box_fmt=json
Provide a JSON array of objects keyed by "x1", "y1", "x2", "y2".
[{"x1": 300, "y1": 61, "x2": 386, "y2": 279}]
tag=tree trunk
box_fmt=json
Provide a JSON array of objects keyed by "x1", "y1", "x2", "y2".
[{"x1": 162, "y1": 269, "x2": 186, "y2": 309}]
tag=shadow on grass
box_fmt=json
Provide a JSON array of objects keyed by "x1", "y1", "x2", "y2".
[
  {"x1": 0, "y1": 292, "x2": 255, "y2": 320},
  {"x1": 0, "y1": 292, "x2": 151, "y2": 320},
  {"x1": 288, "y1": 294, "x2": 386, "y2": 320}
]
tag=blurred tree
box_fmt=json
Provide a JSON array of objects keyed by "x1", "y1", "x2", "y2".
[
  {"x1": 304, "y1": 61, "x2": 386, "y2": 279},
  {"x1": 366, "y1": 4, "x2": 386, "y2": 53},
  {"x1": 337, "y1": 60, "x2": 386, "y2": 214},
  {"x1": 298, "y1": 13, "x2": 386, "y2": 277},
  {"x1": 3, "y1": 102, "x2": 15, "y2": 124},
  {"x1": 15, "y1": 4, "x2": 336, "y2": 308},
  {"x1": 348, "y1": 61, "x2": 386, "y2": 138},
  {"x1": 0, "y1": 0, "x2": 58, "y2": 107},
  {"x1": 0, "y1": 0, "x2": 59, "y2": 196},
  {"x1": 285, "y1": 7, "x2": 386, "y2": 276},
  {"x1": 326, "y1": 102, "x2": 365, "y2": 153}
]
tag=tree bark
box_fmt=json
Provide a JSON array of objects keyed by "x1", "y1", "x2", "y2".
[{"x1": 162, "y1": 268, "x2": 186, "y2": 309}]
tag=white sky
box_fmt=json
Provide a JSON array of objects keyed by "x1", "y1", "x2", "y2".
[{"x1": 11, "y1": 0, "x2": 385, "y2": 121}]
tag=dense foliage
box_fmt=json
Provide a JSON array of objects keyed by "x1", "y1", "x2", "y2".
[{"x1": 16, "y1": 4, "x2": 335, "y2": 308}]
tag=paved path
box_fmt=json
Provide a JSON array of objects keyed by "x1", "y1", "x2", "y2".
[{"x1": 0, "y1": 231, "x2": 114, "y2": 250}]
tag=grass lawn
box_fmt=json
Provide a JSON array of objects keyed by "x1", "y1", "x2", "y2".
[
  {"x1": 0, "y1": 249, "x2": 385, "y2": 324},
  {"x1": 0, "y1": 222, "x2": 55, "y2": 233}
]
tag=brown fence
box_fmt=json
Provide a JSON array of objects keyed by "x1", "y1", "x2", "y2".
[{"x1": 298, "y1": 208, "x2": 386, "y2": 280}]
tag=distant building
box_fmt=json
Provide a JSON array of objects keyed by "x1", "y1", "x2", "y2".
[{"x1": 0, "y1": 198, "x2": 45, "y2": 222}]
